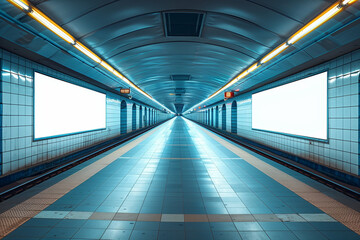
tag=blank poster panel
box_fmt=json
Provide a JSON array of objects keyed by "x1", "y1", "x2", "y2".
[
  {"x1": 34, "y1": 72, "x2": 106, "y2": 139},
  {"x1": 252, "y1": 72, "x2": 328, "y2": 140}
]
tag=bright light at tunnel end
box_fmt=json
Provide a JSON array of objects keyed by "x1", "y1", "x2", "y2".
[
  {"x1": 183, "y1": 0, "x2": 358, "y2": 115},
  {"x1": 6, "y1": 0, "x2": 175, "y2": 115}
]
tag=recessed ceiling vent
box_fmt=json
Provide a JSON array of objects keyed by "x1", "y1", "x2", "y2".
[
  {"x1": 174, "y1": 104, "x2": 184, "y2": 113},
  {"x1": 171, "y1": 74, "x2": 191, "y2": 81},
  {"x1": 174, "y1": 88, "x2": 186, "y2": 93},
  {"x1": 164, "y1": 12, "x2": 204, "y2": 37},
  {"x1": 175, "y1": 97, "x2": 182, "y2": 103}
]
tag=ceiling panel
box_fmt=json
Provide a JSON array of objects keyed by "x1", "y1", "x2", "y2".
[{"x1": 1, "y1": 0, "x2": 359, "y2": 113}]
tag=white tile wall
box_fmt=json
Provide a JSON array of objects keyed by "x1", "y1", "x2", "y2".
[
  {"x1": 187, "y1": 49, "x2": 360, "y2": 176},
  {"x1": 0, "y1": 49, "x2": 172, "y2": 176}
]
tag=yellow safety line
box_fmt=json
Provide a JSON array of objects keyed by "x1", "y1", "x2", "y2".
[
  {"x1": 0, "y1": 125, "x2": 163, "y2": 238},
  {"x1": 199, "y1": 126, "x2": 360, "y2": 234}
]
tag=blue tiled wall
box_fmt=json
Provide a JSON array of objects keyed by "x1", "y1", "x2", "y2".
[
  {"x1": 187, "y1": 49, "x2": 360, "y2": 176},
  {"x1": 0, "y1": 49, "x2": 172, "y2": 176}
]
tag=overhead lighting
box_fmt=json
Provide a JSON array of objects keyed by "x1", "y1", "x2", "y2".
[
  {"x1": 287, "y1": 3, "x2": 342, "y2": 45},
  {"x1": 113, "y1": 70, "x2": 129, "y2": 83},
  {"x1": 74, "y1": 42, "x2": 101, "y2": 63},
  {"x1": 206, "y1": 70, "x2": 249, "y2": 100},
  {"x1": 7, "y1": 0, "x2": 30, "y2": 11},
  {"x1": 100, "y1": 61, "x2": 114, "y2": 73},
  {"x1": 341, "y1": 0, "x2": 357, "y2": 5},
  {"x1": 235, "y1": 70, "x2": 250, "y2": 80},
  {"x1": 184, "y1": 0, "x2": 358, "y2": 114},
  {"x1": 247, "y1": 63, "x2": 259, "y2": 73},
  {"x1": 29, "y1": 8, "x2": 75, "y2": 44},
  {"x1": 260, "y1": 43, "x2": 288, "y2": 64},
  {"x1": 127, "y1": 84, "x2": 151, "y2": 98},
  {"x1": 113, "y1": 70, "x2": 123, "y2": 79},
  {"x1": 7, "y1": 0, "x2": 174, "y2": 114}
]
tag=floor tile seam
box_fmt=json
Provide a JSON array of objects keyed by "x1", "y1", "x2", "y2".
[
  {"x1": 203, "y1": 170, "x2": 242, "y2": 212},
  {"x1": 189, "y1": 142, "x2": 227, "y2": 202},
  {"x1": 70, "y1": 126, "x2": 171, "y2": 212},
  {"x1": 197, "y1": 123, "x2": 360, "y2": 234},
  {"x1": 126, "y1": 123, "x2": 176, "y2": 215},
  {"x1": 125, "y1": 158, "x2": 158, "y2": 212},
  {"x1": 223, "y1": 158, "x2": 334, "y2": 213},
  {"x1": 185, "y1": 121, "x2": 244, "y2": 212},
  {"x1": 216, "y1": 157, "x2": 295, "y2": 211},
  {"x1": 0, "y1": 123, "x2": 168, "y2": 238},
  {"x1": 196, "y1": 120, "x2": 347, "y2": 193},
  {"x1": 160, "y1": 159, "x2": 177, "y2": 214},
  {"x1": 190, "y1": 126, "x2": 334, "y2": 195},
  {"x1": 178, "y1": 126, "x2": 210, "y2": 216},
  {"x1": 190, "y1": 141, "x2": 212, "y2": 218},
  {"x1": 195, "y1": 151, "x2": 238, "y2": 210},
  {"x1": 7, "y1": 225, "x2": 357, "y2": 240},
  {"x1": 219, "y1": 144, "x2": 354, "y2": 212},
  {"x1": 194, "y1": 125, "x2": 324, "y2": 192},
  {"x1": 28, "y1": 211, "x2": 340, "y2": 223}
]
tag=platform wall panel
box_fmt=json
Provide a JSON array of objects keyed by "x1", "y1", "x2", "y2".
[
  {"x1": 187, "y1": 49, "x2": 360, "y2": 176},
  {"x1": 0, "y1": 49, "x2": 172, "y2": 176}
]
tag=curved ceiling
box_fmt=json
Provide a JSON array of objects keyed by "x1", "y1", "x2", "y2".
[{"x1": 1, "y1": 0, "x2": 360, "y2": 113}]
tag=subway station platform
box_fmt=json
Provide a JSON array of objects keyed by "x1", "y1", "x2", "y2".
[{"x1": 0, "y1": 117, "x2": 359, "y2": 240}]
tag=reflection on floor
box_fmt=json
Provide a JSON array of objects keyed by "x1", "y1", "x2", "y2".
[{"x1": 1, "y1": 117, "x2": 359, "y2": 240}]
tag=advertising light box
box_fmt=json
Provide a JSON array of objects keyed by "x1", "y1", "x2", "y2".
[
  {"x1": 252, "y1": 72, "x2": 328, "y2": 140},
  {"x1": 34, "y1": 72, "x2": 106, "y2": 139}
]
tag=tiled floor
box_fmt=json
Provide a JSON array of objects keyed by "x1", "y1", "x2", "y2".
[{"x1": 1, "y1": 117, "x2": 359, "y2": 239}]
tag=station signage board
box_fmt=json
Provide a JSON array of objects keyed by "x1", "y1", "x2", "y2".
[
  {"x1": 224, "y1": 91, "x2": 234, "y2": 98},
  {"x1": 120, "y1": 88, "x2": 130, "y2": 94}
]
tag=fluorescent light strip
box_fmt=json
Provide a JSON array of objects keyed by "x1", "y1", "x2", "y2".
[
  {"x1": 113, "y1": 70, "x2": 131, "y2": 85},
  {"x1": 6, "y1": 0, "x2": 174, "y2": 114},
  {"x1": 260, "y1": 43, "x2": 288, "y2": 64},
  {"x1": 8, "y1": 0, "x2": 30, "y2": 11},
  {"x1": 100, "y1": 61, "x2": 114, "y2": 73},
  {"x1": 184, "y1": 0, "x2": 358, "y2": 114},
  {"x1": 342, "y1": 0, "x2": 357, "y2": 4},
  {"x1": 247, "y1": 63, "x2": 259, "y2": 73},
  {"x1": 29, "y1": 8, "x2": 75, "y2": 44},
  {"x1": 73, "y1": 42, "x2": 101, "y2": 63},
  {"x1": 287, "y1": 3, "x2": 342, "y2": 44},
  {"x1": 235, "y1": 71, "x2": 250, "y2": 81}
]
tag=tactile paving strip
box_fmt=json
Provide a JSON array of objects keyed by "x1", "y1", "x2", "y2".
[
  {"x1": 0, "y1": 217, "x2": 29, "y2": 237},
  {"x1": 0, "y1": 127, "x2": 158, "y2": 238}
]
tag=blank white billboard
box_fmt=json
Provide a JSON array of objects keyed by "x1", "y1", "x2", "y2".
[
  {"x1": 34, "y1": 72, "x2": 106, "y2": 139},
  {"x1": 252, "y1": 72, "x2": 327, "y2": 140}
]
